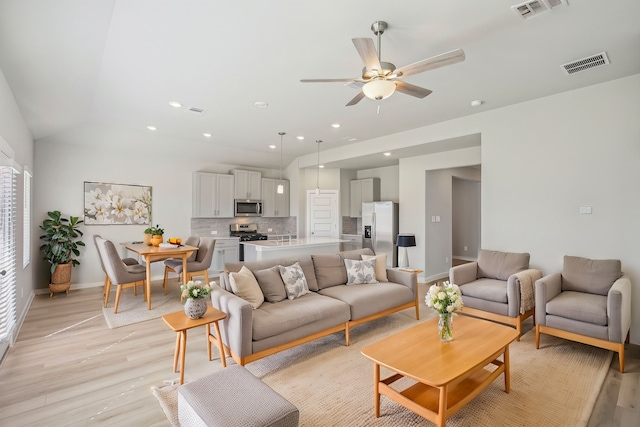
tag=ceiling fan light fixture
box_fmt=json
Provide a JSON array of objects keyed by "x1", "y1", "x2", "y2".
[{"x1": 362, "y1": 79, "x2": 396, "y2": 100}]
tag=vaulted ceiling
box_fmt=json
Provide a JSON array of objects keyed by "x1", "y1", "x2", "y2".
[{"x1": 1, "y1": 0, "x2": 638, "y2": 168}]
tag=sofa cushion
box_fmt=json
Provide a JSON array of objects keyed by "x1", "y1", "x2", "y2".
[
  {"x1": 229, "y1": 266, "x2": 264, "y2": 309},
  {"x1": 561, "y1": 256, "x2": 621, "y2": 296},
  {"x1": 459, "y1": 278, "x2": 508, "y2": 303},
  {"x1": 279, "y1": 262, "x2": 309, "y2": 300},
  {"x1": 297, "y1": 255, "x2": 319, "y2": 292},
  {"x1": 361, "y1": 253, "x2": 388, "y2": 282},
  {"x1": 252, "y1": 293, "x2": 346, "y2": 341},
  {"x1": 312, "y1": 254, "x2": 347, "y2": 289},
  {"x1": 344, "y1": 258, "x2": 378, "y2": 285},
  {"x1": 546, "y1": 291, "x2": 608, "y2": 326},
  {"x1": 318, "y1": 282, "x2": 413, "y2": 321},
  {"x1": 340, "y1": 248, "x2": 375, "y2": 260},
  {"x1": 477, "y1": 249, "x2": 530, "y2": 281},
  {"x1": 253, "y1": 265, "x2": 287, "y2": 303}
]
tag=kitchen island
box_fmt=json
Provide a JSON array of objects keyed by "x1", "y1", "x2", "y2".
[{"x1": 241, "y1": 237, "x2": 347, "y2": 262}]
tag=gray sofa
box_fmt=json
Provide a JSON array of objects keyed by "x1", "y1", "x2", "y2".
[{"x1": 211, "y1": 248, "x2": 419, "y2": 366}]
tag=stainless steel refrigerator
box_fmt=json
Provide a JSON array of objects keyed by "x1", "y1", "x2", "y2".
[{"x1": 362, "y1": 201, "x2": 399, "y2": 268}]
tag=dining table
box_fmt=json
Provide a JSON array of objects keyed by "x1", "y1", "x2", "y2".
[{"x1": 121, "y1": 242, "x2": 199, "y2": 310}]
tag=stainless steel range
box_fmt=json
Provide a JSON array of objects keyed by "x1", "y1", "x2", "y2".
[{"x1": 229, "y1": 223, "x2": 267, "y2": 261}]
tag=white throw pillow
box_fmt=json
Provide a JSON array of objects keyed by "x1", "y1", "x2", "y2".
[
  {"x1": 362, "y1": 253, "x2": 388, "y2": 282},
  {"x1": 229, "y1": 266, "x2": 264, "y2": 309},
  {"x1": 344, "y1": 258, "x2": 378, "y2": 285},
  {"x1": 278, "y1": 262, "x2": 310, "y2": 300}
]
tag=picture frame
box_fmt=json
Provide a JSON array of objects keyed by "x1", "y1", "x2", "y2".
[{"x1": 83, "y1": 181, "x2": 152, "y2": 225}]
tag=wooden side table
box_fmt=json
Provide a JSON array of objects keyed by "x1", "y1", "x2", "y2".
[{"x1": 162, "y1": 305, "x2": 227, "y2": 385}]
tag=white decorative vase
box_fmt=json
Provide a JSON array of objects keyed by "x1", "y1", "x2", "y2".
[{"x1": 184, "y1": 298, "x2": 207, "y2": 319}]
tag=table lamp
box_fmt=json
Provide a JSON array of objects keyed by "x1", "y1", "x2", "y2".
[{"x1": 396, "y1": 234, "x2": 416, "y2": 269}]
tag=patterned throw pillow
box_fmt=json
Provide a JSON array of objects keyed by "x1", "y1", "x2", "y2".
[
  {"x1": 278, "y1": 262, "x2": 310, "y2": 300},
  {"x1": 344, "y1": 258, "x2": 378, "y2": 285}
]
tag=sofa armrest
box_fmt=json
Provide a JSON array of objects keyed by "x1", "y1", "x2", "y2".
[
  {"x1": 449, "y1": 262, "x2": 478, "y2": 286},
  {"x1": 534, "y1": 272, "x2": 562, "y2": 326},
  {"x1": 607, "y1": 275, "x2": 631, "y2": 343},
  {"x1": 386, "y1": 269, "x2": 417, "y2": 298},
  {"x1": 210, "y1": 284, "x2": 253, "y2": 358}
]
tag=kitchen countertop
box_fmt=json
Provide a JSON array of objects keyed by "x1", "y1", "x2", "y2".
[{"x1": 241, "y1": 237, "x2": 347, "y2": 251}]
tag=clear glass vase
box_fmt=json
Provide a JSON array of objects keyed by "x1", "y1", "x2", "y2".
[{"x1": 438, "y1": 313, "x2": 454, "y2": 342}]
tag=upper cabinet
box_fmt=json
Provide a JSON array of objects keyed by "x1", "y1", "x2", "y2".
[
  {"x1": 350, "y1": 178, "x2": 380, "y2": 217},
  {"x1": 231, "y1": 169, "x2": 261, "y2": 200},
  {"x1": 192, "y1": 172, "x2": 235, "y2": 218},
  {"x1": 262, "y1": 178, "x2": 289, "y2": 217}
]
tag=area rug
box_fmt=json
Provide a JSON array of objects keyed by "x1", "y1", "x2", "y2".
[
  {"x1": 102, "y1": 282, "x2": 185, "y2": 328},
  {"x1": 152, "y1": 313, "x2": 612, "y2": 426}
]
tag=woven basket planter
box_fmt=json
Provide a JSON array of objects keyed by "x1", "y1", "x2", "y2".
[{"x1": 50, "y1": 262, "x2": 72, "y2": 298}]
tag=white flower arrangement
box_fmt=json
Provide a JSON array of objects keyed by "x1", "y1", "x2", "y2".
[
  {"x1": 425, "y1": 280, "x2": 464, "y2": 315},
  {"x1": 180, "y1": 280, "x2": 212, "y2": 299}
]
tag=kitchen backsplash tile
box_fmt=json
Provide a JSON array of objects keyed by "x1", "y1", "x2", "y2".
[
  {"x1": 191, "y1": 216, "x2": 297, "y2": 237},
  {"x1": 342, "y1": 216, "x2": 358, "y2": 234}
]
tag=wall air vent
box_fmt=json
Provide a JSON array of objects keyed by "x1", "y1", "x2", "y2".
[
  {"x1": 187, "y1": 107, "x2": 205, "y2": 114},
  {"x1": 561, "y1": 52, "x2": 609, "y2": 75},
  {"x1": 512, "y1": 0, "x2": 567, "y2": 20}
]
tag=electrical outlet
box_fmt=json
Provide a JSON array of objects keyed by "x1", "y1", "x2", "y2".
[
  {"x1": 431, "y1": 216, "x2": 436, "y2": 222},
  {"x1": 268, "y1": 228, "x2": 273, "y2": 232},
  {"x1": 445, "y1": 257, "x2": 449, "y2": 263},
  {"x1": 211, "y1": 230, "x2": 218, "y2": 235},
  {"x1": 464, "y1": 245, "x2": 468, "y2": 251}
]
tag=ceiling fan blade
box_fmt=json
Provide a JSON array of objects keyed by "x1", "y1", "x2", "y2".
[
  {"x1": 394, "y1": 49, "x2": 465, "y2": 78},
  {"x1": 352, "y1": 38, "x2": 382, "y2": 73},
  {"x1": 345, "y1": 91, "x2": 366, "y2": 106},
  {"x1": 394, "y1": 81, "x2": 433, "y2": 99},
  {"x1": 300, "y1": 78, "x2": 361, "y2": 83}
]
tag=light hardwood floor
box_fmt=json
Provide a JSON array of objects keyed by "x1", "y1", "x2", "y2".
[{"x1": 0, "y1": 286, "x2": 638, "y2": 426}]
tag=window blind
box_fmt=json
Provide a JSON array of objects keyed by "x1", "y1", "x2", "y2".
[
  {"x1": 0, "y1": 164, "x2": 18, "y2": 351},
  {"x1": 23, "y1": 170, "x2": 31, "y2": 268}
]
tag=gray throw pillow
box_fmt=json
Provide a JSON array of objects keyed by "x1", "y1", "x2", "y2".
[
  {"x1": 312, "y1": 253, "x2": 347, "y2": 289},
  {"x1": 344, "y1": 258, "x2": 378, "y2": 285},
  {"x1": 279, "y1": 262, "x2": 310, "y2": 300},
  {"x1": 253, "y1": 265, "x2": 287, "y2": 303}
]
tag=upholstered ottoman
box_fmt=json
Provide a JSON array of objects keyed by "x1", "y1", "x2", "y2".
[{"x1": 178, "y1": 364, "x2": 299, "y2": 427}]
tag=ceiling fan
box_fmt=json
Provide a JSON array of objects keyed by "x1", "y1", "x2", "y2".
[{"x1": 301, "y1": 21, "x2": 465, "y2": 106}]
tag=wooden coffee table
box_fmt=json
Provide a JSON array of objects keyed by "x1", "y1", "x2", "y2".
[{"x1": 361, "y1": 316, "x2": 519, "y2": 427}]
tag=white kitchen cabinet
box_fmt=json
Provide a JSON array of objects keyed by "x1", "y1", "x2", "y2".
[
  {"x1": 231, "y1": 169, "x2": 262, "y2": 200},
  {"x1": 350, "y1": 178, "x2": 380, "y2": 217},
  {"x1": 192, "y1": 172, "x2": 235, "y2": 218},
  {"x1": 262, "y1": 178, "x2": 289, "y2": 217},
  {"x1": 211, "y1": 238, "x2": 239, "y2": 276}
]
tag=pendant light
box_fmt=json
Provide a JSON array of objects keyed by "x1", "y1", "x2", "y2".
[
  {"x1": 277, "y1": 132, "x2": 285, "y2": 194},
  {"x1": 315, "y1": 140, "x2": 322, "y2": 195}
]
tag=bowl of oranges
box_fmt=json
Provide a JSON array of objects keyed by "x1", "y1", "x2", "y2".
[{"x1": 167, "y1": 237, "x2": 183, "y2": 246}]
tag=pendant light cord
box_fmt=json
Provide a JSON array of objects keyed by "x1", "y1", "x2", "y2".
[
  {"x1": 278, "y1": 132, "x2": 285, "y2": 182},
  {"x1": 316, "y1": 140, "x2": 322, "y2": 191}
]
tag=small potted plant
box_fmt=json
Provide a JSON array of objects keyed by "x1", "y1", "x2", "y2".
[
  {"x1": 148, "y1": 224, "x2": 164, "y2": 247},
  {"x1": 39, "y1": 210, "x2": 85, "y2": 297},
  {"x1": 180, "y1": 280, "x2": 212, "y2": 319}
]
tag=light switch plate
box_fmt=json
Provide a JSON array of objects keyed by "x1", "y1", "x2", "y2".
[
  {"x1": 211, "y1": 230, "x2": 218, "y2": 234},
  {"x1": 579, "y1": 206, "x2": 592, "y2": 214}
]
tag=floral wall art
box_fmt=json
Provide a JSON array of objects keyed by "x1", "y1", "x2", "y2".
[{"x1": 84, "y1": 181, "x2": 152, "y2": 225}]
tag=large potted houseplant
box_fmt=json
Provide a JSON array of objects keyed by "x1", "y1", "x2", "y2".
[{"x1": 39, "y1": 210, "x2": 85, "y2": 297}]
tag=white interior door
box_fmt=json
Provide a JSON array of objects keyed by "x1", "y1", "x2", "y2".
[{"x1": 307, "y1": 191, "x2": 338, "y2": 238}]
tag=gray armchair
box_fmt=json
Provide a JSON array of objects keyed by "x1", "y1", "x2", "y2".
[
  {"x1": 163, "y1": 237, "x2": 215, "y2": 293},
  {"x1": 535, "y1": 256, "x2": 631, "y2": 372},
  {"x1": 95, "y1": 237, "x2": 147, "y2": 313},
  {"x1": 449, "y1": 249, "x2": 542, "y2": 337}
]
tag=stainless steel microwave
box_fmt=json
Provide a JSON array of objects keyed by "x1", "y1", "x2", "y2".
[{"x1": 234, "y1": 199, "x2": 263, "y2": 217}]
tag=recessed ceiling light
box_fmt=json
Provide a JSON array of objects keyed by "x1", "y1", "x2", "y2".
[
  {"x1": 254, "y1": 101, "x2": 268, "y2": 109},
  {"x1": 169, "y1": 101, "x2": 182, "y2": 108},
  {"x1": 296, "y1": 136, "x2": 305, "y2": 140},
  {"x1": 330, "y1": 123, "x2": 341, "y2": 128},
  {"x1": 146, "y1": 125, "x2": 157, "y2": 131},
  {"x1": 268, "y1": 145, "x2": 276, "y2": 149},
  {"x1": 470, "y1": 100, "x2": 483, "y2": 107},
  {"x1": 203, "y1": 133, "x2": 212, "y2": 138},
  {"x1": 383, "y1": 152, "x2": 392, "y2": 156},
  {"x1": 319, "y1": 165, "x2": 325, "y2": 168}
]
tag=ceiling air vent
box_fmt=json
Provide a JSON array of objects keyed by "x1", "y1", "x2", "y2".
[
  {"x1": 561, "y1": 52, "x2": 609, "y2": 75},
  {"x1": 512, "y1": 0, "x2": 567, "y2": 20},
  {"x1": 187, "y1": 107, "x2": 205, "y2": 114}
]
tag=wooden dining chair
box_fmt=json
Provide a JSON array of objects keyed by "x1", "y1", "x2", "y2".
[
  {"x1": 95, "y1": 237, "x2": 147, "y2": 314},
  {"x1": 163, "y1": 237, "x2": 215, "y2": 294}
]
